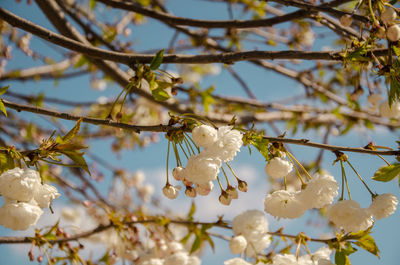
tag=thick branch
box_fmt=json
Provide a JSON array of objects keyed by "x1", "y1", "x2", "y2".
[
  {"x1": 2, "y1": 99, "x2": 399, "y2": 156},
  {"x1": 0, "y1": 7, "x2": 388, "y2": 65}
]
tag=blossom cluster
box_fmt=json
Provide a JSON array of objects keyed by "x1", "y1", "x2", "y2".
[
  {"x1": 327, "y1": 193, "x2": 398, "y2": 233},
  {"x1": 367, "y1": 94, "x2": 400, "y2": 119},
  {"x1": 264, "y1": 173, "x2": 339, "y2": 219},
  {"x1": 0, "y1": 168, "x2": 60, "y2": 230},
  {"x1": 231, "y1": 210, "x2": 271, "y2": 257},
  {"x1": 263, "y1": 159, "x2": 398, "y2": 233},
  {"x1": 165, "y1": 125, "x2": 243, "y2": 203}
]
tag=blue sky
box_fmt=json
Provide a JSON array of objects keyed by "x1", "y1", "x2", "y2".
[{"x1": 1, "y1": 1, "x2": 400, "y2": 264}]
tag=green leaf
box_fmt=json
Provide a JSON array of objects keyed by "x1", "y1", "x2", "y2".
[
  {"x1": 190, "y1": 235, "x2": 201, "y2": 254},
  {"x1": 61, "y1": 118, "x2": 83, "y2": 143},
  {"x1": 0, "y1": 100, "x2": 7, "y2": 117},
  {"x1": 61, "y1": 150, "x2": 91, "y2": 175},
  {"x1": 251, "y1": 136, "x2": 269, "y2": 161},
  {"x1": 151, "y1": 87, "x2": 170, "y2": 101},
  {"x1": 0, "y1": 85, "x2": 9, "y2": 95},
  {"x1": 353, "y1": 235, "x2": 380, "y2": 257},
  {"x1": 150, "y1": 49, "x2": 164, "y2": 70},
  {"x1": 372, "y1": 163, "x2": 400, "y2": 182},
  {"x1": 74, "y1": 55, "x2": 88, "y2": 68},
  {"x1": 335, "y1": 250, "x2": 351, "y2": 265},
  {"x1": 89, "y1": 0, "x2": 97, "y2": 10},
  {"x1": 0, "y1": 151, "x2": 14, "y2": 174},
  {"x1": 187, "y1": 201, "x2": 196, "y2": 221}
]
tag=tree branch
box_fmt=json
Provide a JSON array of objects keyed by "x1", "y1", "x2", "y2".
[{"x1": 0, "y1": 7, "x2": 388, "y2": 65}]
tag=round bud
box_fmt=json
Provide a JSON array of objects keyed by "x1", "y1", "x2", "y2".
[
  {"x1": 387, "y1": 24, "x2": 400, "y2": 42},
  {"x1": 381, "y1": 8, "x2": 397, "y2": 24},
  {"x1": 339, "y1": 14, "x2": 353, "y2": 27}
]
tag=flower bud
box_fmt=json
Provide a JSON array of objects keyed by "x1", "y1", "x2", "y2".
[
  {"x1": 172, "y1": 167, "x2": 185, "y2": 181},
  {"x1": 196, "y1": 181, "x2": 214, "y2": 196},
  {"x1": 226, "y1": 186, "x2": 239, "y2": 199},
  {"x1": 387, "y1": 24, "x2": 400, "y2": 42},
  {"x1": 381, "y1": 8, "x2": 397, "y2": 24},
  {"x1": 162, "y1": 184, "x2": 181, "y2": 200},
  {"x1": 185, "y1": 186, "x2": 197, "y2": 197},
  {"x1": 339, "y1": 14, "x2": 353, "y2": 27},
  {"x1": 376, "y1": 26, "x2": 386, "y2": 39},
  {"x1": 237, "y1": 179, "x2": 248, "y2": 192},
  {"x1": 219, "y1": 191, "x2": 232, "y2": 206}
]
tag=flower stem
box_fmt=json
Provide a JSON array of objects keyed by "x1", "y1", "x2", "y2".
[
  {"x1": 340, "y1": 160, "x2": 351, "y2": 200},
  {"x1": 166, "y1": 140, "x2": 170, "y2": 184},
  {"x1": 226, "y1": 163, "x2": 239, "y2": 180},
  {"x1": 346, "y1": 160, "x2": 375, "y2": 196},
  {"x1": 216, "y1": 175, "x2": 223, "y2": 190},
  {"x1": 286, "y1": 151, "x2": 312, "y2": 180},
  {"x1": 377, "y1": 154, "x2": 391, "y2": 166},
  {"x1": 286, "y1": 154, "x2": 305, "y2": 186},
  {"x1": 221, "y1": 166, "x2": 230, "y2": 186}
]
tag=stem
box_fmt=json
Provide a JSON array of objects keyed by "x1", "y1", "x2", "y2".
[
  {"x1": 225, "y1": 163, "x2": 239, "y2": 180},
  {"x1": 221, "y1": 166, "x2": 230, "y2": 186},
  {"x1": 346, "y1": 160, "x2": 375, "y2": 196},
  {"x1": 184, "y1": 132, "x2": 200, "y2": 153},
  {"x1": 178, "y1": 141, "x2": 189, "y2": 159},
  {"x1": 172, "y1": 142, "x2": 182, "y2": 167},
  {"x1": 377, "y1": 154, "x2": 391, "y2": 166},
  {"x1": 166, "y1": 140, "x2": 170, "y2": 184},
  {"x1": 183, "y1": 136, "x2": 196, "y2": 156},
  {"x1": 286, "y1": 154, "x2": 306, "y2": 186},
  {"x1": 216, "y1": 175, "x2": 223, "y2": 190},
  {"x1": 284, "y1": 175, "x2": 287, "y2": 190},
  {"x1": 368, "y1": 0, "x2": 379, "y2": 26},
  {"x1": 340, "y1": 160, "x2": 351, "y2": 200},
  {"x1": 286, "y1": 151, "x2": 312, "y2": 180}
]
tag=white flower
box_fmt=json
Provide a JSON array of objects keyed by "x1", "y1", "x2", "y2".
[
  {"x1": 264, "y1": 157, "x2": 293, "y2": 179},
  {"x1": 271, "y1": 254, "x2": 298, "y2": 265},
  {"x1": 91, "y1": 79, "x2": 107, "y2": 91},
  {"x1": 339, "y1": 14, "x2": 353, "y2": 27},
  {"x1": 229, "y1": 235, "x2": 247, "y2": 254},
  {"x1": 232, "y1": 210, "x2": 269, "y2": 239},
  {"x1": 379, "y1": 100, "x2": 400, "y2": 119},
  {"x1": 203, "y1": 126, "x2": 243, "y2": 162},
  {"x1": 172, "y1": 167, "x2": 185, "y2": 181},
  {"x1": 0, "y1": 202, "x2": 43, "y2": 230},
  {"x1": 140, "y1": 258, "x2": 165, "y2": 265},
  {"x1": 168, "y1": 241, "x2": 184, "y2": 254},
  {"x1": 139, "y1": 184, "x2": 154, "y2": 202},
  {"x1": 303, "y1": 30, "x2": 315, "y2": 47},
  {"x1": 245, "y1": 234, "x2": 271, "y2": 257},
  {"x1": 34, "y1": 184, "x2": 61, "y2": 208},
  {"x1": 318, "y1": 260, "x2": 335, "y2": 265},
  {"x1": 387, "y1": 25, "x2": 400, "y2": 42},
  {"x1": 327, "y1": 200, "x2": 373, "y2": 233},
  {"x1": 224, "y1": 258, "x2": 252, "y2": 265},
  {"x1": 369, "y1": 193, "x2": 398, "y2": 220},
  {"x1": 61, "y1": 207, "x2": 81, "y2": 224},
  {"x1": 184, "y1": 154, "x2": 221, "y2": 184},
  {"x1": 381, "y1": 8, "x2": 397, "y2": 24},
  {"x1": 195, "y1": 181, "x2": 214, "y2": 196},
  {"x1": 300, "y1": 173, "x2": 338, "y2": 209},
  {"x1": 0, "y1": 168, "x2": 41, "y2": 202},
  {"x1": 162, "y1": 184, "x2": 181, "y2": 200},
  {"x1": 132, "y1": 170, "x2": 145, "y2": 187},
  {"x1": 192, "y1": 125, "x2": 218, "y2": 148},
  {"x1": 264, "y1": 190, "x2": 307, "y2": 219},
  {"x1": 164, "y1": 252, "x2": 188, "y2": 265},
  {"x1": 187, "y1": 256, "x2": 201, "y2": 265}
]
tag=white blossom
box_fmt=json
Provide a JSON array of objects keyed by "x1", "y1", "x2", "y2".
[
  {"x1": 139, "y1": 184, "x2": 154, "y2": 202},
  {"x1": 192, "y1": 125, "x2": 218, "y2": 148},
  {"x1": 387, "y1": 25, "x2": 400, "y2": 42},
  {"x1": 168, "y1": 241, "x2": 184, "y2": 254},
  {"x1": 34, "y1": 184, "x2": 61, "y2": 208},
  {"x1": 229, "y1": 235, "x2": 247, "y2": 254},
  {"x1": 369, "y1": 193, "x2": 398, "y2": 220},
  {"x1": 327, "y1": 200, "x2": 373, "y2": 233},
  {"x1": 184, "y1": 154, "x2": 221, "y2": 184},
  {"x1": 381, "y1": 8, "x2": 397, "y2": 24},
  {"x1": 91, "y1": 79, "x2": 107, "y2": 91},
  {"x1": 245, "y1": 234, "x2": 271, "y2": 257},
  {"x1": 271, "y1": 254, "x2": 298, "y2": 265},
  {"x1": 164, "y1": 252, "x2": 188, "y2": 265},
  {"x1": 203, "y1": 126, "x2": 243, "y2": 162},
  {"x1": 264, "y1": 157, "x2": 293, "y2": 179},
  {"x1": 379, "y1": 100, "x2": 400, "y2": 119},
  {"x1": 232, "y1": 210, "x2": 269, "y2": 241},
  {"x1": 140, "y1": 258, "x2": 165, "y2": 265},
  {"x1": 0, "y1": 168, "x2": 41, "y2": 202},
  {"x1": 162, "y1": 184, "x2": 181, "y2": 200},
  {"x1": 224, "y1": 258, "x2": 252, "y2": 265},
  {"x1": 300, "y1": 173, "x2": 338, "y2": 209},
  {"x1": 132, "y1": 170, "x2": 145, "y2": 187},
  {"x1": 0, "y1": 202, "x2": 43, "y2": 230},
  {"x1": 264, "y1": 190, "x2": 307, "y2": 219},
  {"x1": 187, "y1": 256, "x2": 201, "y2": 265}
]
